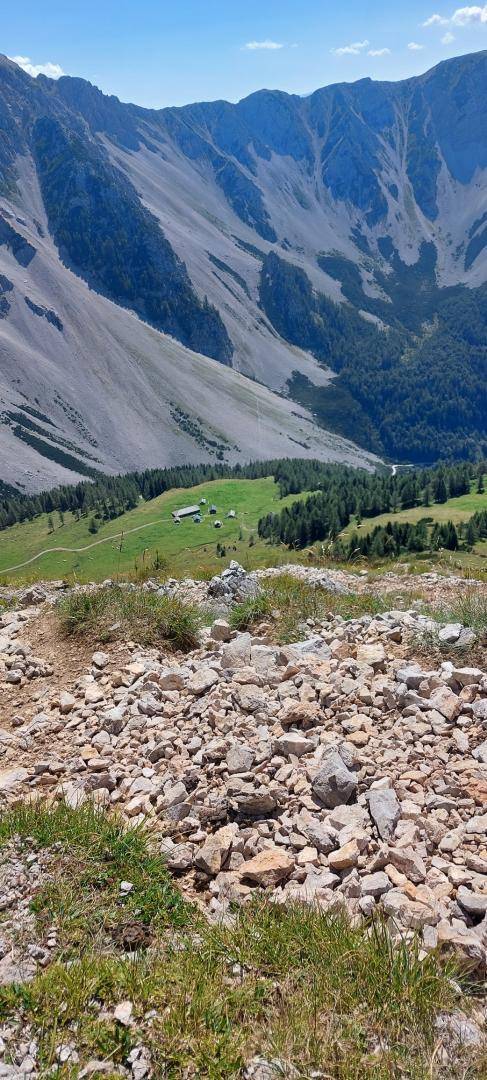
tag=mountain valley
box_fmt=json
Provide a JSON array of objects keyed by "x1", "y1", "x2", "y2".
[{"x1": 1, "y1": 50, "x2": 487, "y2": 488}]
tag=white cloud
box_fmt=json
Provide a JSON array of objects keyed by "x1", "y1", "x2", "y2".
[
  {"x1": 243, "y1": 40, "x2": 284, "y2": 50},
  {"x1": 423, "y1": 4, "x2": 487, "y2": 27},
  {"x1": 423, "y1": 13, "x2": 449, "y2": 25},
  {"x1": 408, "y1": 41, "x2": 425, "y2": 49},
  {"x1": 332, "y1": 39, "x2": 369, "y2": 56},
  {"x1": 368, "y1": 47, "x2": 391, "y2": 55},
  {"x1": 451, "y1": 4, "x2": 487, "y2": 23},
  {"x1": 441, "y1": 30, "x2": 456, "y2": 41},
  {"x1": 8, "y1": 54, "x2": 65, "y2": 78}
]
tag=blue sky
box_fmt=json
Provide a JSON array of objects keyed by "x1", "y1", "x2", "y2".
[{"x1": 4, "y1": 0, "x2": 487, "y2": 107}]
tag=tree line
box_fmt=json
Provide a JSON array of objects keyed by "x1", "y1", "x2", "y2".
[
  {"x1": 1, "y1": 458, "x2": 484, "y2": 550},
  {"x1": 257, "y1": 461, "x2": 485, "y2": 550},
  {"x1": 0, "y1": 457, "x2": 339, "y2": 532},
  {"x1": 333, "y1": 506, "x2": 487, "y2": 561}
]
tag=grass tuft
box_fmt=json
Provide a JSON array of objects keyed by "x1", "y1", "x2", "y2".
[
  {"x1": 57, "y1": 585, "x2": 202, "y2": 651},
  {"x1": 0, "y1": 801, "x2": 191, "y2": 959},
  {"x1": 0, "y1": 805, "x2": 482, "y2": 1077},
  {"x1": 436, "y1": 587, "x2": 487, "y2": 636},
  {"x1": 230, "y1": 573, "x2": 386, "y2": 644}
]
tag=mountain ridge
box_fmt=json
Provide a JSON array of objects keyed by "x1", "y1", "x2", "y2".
[{"x1": 0, "y1": 50, "x2": 487, "y2": 488}]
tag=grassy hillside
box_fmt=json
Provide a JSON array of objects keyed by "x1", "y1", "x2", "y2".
[
  {"x1": 1, "y1": 474, "x2": 486, "y2": 585},
  {"x1": 340, "y1": 485, "x2": 487, "y2": 540},
  {"x1": 0, "y1": 477, "x2": 308, "y2": 583},
  {"x1": 339, "y1": 483, "x2": 487, "y2": 574}
]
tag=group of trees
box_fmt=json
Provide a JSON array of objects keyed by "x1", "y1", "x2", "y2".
[
  {"x1": 0, "y1": 473, "x2": 142, "y2": 532},
  {"x1": 333, "y1": 519, "x2": 462, "y2": 561},
  {"x1": 0, "y1": 456, "x2": 329, "y2": 534},
  {"x1": 467, "y1": 508, "x2": 487, "y2": 546},
  {"x1": 333, "y1": 509, "x2": 487, "y2": 562},
  {"x1": 258, "y1": 461, "x2": 484, "y2": 550},
  {"x1": 1, "y1": 458, "x2": 485, "y2": 572}
]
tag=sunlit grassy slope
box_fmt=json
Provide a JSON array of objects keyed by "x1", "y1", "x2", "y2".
[
  {"x1": 340, "y1": 485, "x2": 487, "y2": 541},
  {"x1": 0, "y1": 477, "x2": 308, "y2": 583},
  {"x1": 1, "y1": 477, "x2": 486, "y2": 585}
]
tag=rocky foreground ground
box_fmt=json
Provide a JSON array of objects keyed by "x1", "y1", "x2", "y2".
[{"x1": 1, "y1": 563, "x2": 486, "y2": 979}]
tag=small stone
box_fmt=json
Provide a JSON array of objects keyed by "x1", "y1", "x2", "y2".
[
  {"x1": 280, "y1": 700, "x2": 321, "y2": 729},
  {"x1": 221, "y1": 633, "x2": 252, "y2": 669},
  {"x1": 240, "y1": 848, "x2": 294, "y2": 887},
  {"x1": 195, "y1": 824, "x2": 238, "y2": 875},
  {"x1": 456, "y1": 885, "x2": 487, "y2": 916},
  {"x1": 356, "y1": 643, "x2": 386, "y2": 670},
  {"x1": 465, "y1": 814, "x2": 487, "y2": 834},
  {"x1": 473, "y1": 740, "x2": 487, "y2": 764},
  {"x1": 311, "y1": 749, "x2": 357, "y2": 808},
  {"x1": 211, "y1": 619, "x2": 232, "y2": 642},
  {"x1": 360, "y1": 871, "x2": 391, "y2": 898},
  {"x1": 5, "y1": 670, "x2": 22, "y2": 684},
  {"x1": 59, "y1": 691, "x2": 76, "y2": 714},
  {"x1": 166, "y1": 844, "x2": 193, "y2": 871},
  {"x1": 438, "y1": 624, "x2": 463, "y2": 644},
  {"x1": 84, "y1": 684, "x2": 105, "y2": 705},
  {"x1": 473, "y1": 699, "x2": 487, "y2": 722},
  {"x1": 366, "y1": 786, "x2": 401, "y2": 840},
  {"x1": 383, "y1": 889, "x2": 438, "y2": 929},
  {"x1": 226, "y1": 745, "x2": 255, "y2": 774},
  {"x1": 450, "y1": 667, "x2": 483, "y2": 687},
  {"x1": 428, "y1": 686, "x2": 460, "y2": 722},
  {"x1": 187, "y1": 667, "x2": 218, "y2": 695},
  {"x1": 301, "y1": 818, "x2": 337, "y2": 854},
  {"x1": 388, "y1": 846, "x2": 427, "y2": 884},
  {"x1": 114, "y1": 1000, "x2": 133, "y2": 1026},
  {"x1": 273, "y1": 733, "x2": 313, "y2": 758},
  {"x1": 0, "y1": 766, "x2": 29, "y2": 792},
  {"x1": 329, "y1": 839, "x2": 360, "y2": 871},
  {"x1": 234, "y1": 686, "x2": 266, "y2": 713},
  {"x1": 92, "y1": 650, "x2": 109, "y2": 668},
  {"x1": 436, "y1": 1010, "x2": 484, "y2": 1048}
]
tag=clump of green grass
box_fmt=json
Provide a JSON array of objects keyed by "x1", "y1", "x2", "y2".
[
  {"x1": 437, "y1": 587, "x2": 487, "y2": 636},
  {"x1": 57, "y1": 585, "x2": 202, "y2": 651},
  {"x1": 230, "y1": 574, "x2": 387, "y2": 644},
  {"x1": 413, "y1": 587, "x2": 487, "y2": 663},
  {"x1": 0, "y1": 801, "x2": 191, "y2": 960},
  {"x1": 229, "y1": 591, "x2": 273, "y2": 633},
  {"x1": 0, "y1": 895, "x2": 469, "y2": 1078}
]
